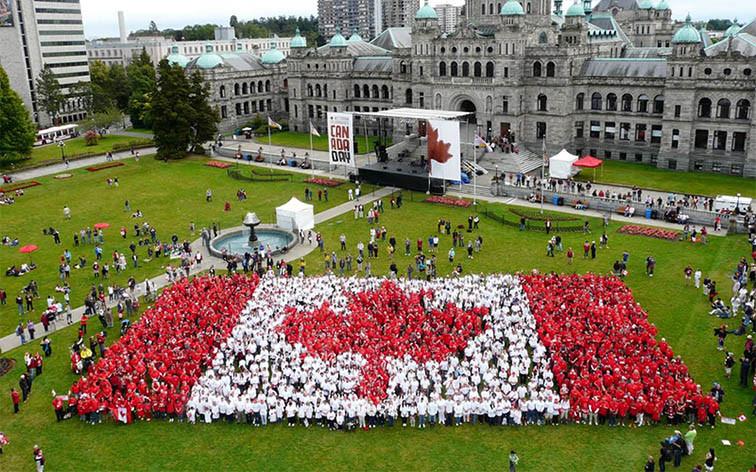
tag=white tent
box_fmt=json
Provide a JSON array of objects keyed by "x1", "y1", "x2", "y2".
[
  {"x1": 276, "y1": 197, "x2": 314, "y2": 231},
  {"x1": 549, "y1": 149, "x2": 579, "y2": 179}
]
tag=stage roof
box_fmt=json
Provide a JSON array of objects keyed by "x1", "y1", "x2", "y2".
[{"x1": 355, "y1": 108, "x2": 473, "y2": 121}]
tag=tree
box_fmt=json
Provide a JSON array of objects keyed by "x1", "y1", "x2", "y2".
[
  {"x1": 187, "y1": 71, "x2": 219, "y2": 152},
  {"x1": 35, "y1": 66, "x2": 64, "y2": 124},
  {"x1": 79, "y1": 106, "x2": 123, "y2": 134},
  {"x1": 0, "y1": 65, "x2": 36, "y2": 162},
  {"x1": 230, "y1": 15, "x2": 238, "y2": 28},
  {"x1": 107, "y1": 64, "x2": 131, "y2": 113},
  {"x1": 148, "y1": 20, "x2": 158, "y2": 33},
  {"x1": 126, "y1": 48, "x2": 156, "y2": 129},
  {"x1": 87, "y1": 61, "x2": 115, "y2": 113},
  {"x1": 151, "y1": 60, "x2": 193, "y2": 160}
]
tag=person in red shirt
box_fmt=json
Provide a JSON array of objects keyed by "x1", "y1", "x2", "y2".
[
  {"x1": 10, "y1": 388, "x2": 20, "y2": 413},
  {"x1": 79, "y1": 314, "x2": 88, "y2": 334}
]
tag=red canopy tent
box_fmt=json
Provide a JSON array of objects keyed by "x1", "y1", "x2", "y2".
[{"x1": 572, "y1": 156, "x2": 603, "y2": 168}]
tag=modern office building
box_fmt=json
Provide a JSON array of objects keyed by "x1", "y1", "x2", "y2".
[
  {"x1": 434, "y1": 3, "x2": 463, "y2": 33},
  {"x1": 381, "y1": 0, "x2": 421, "y2": 30},
  {"x1": 318, "y1": 0, "x2": 383, "y2": 40}
]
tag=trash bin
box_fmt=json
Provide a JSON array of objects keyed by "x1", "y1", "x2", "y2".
[
  {"x1": 558, "y1": 197, "x2": 564, "y2": 206},
  {"x1": 645, "y1": 208, "x2": 653, "y2": 219},
  {"x1": 552, "y1": 195, "x2": 559, "y2": 206}
]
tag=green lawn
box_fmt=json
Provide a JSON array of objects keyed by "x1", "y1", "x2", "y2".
[
  {"x1": 256, "y1": 131, "x2": 391, "y2": 155},
  {"x1": 0, "y1": 174, "x2": 753, "y2": 470},
  {"x1": 123, "y1": 127, "x2": 154, "y2": 135},
  {"x1": 0, "y1": 135, "x2": 153, "y2": 171},
  {"x1": 574, "y1": 159, "x2": 756, "y2": 199}
]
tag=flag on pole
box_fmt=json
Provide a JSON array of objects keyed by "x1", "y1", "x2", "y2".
[
  {"x1": 309, "y1": 121, "x2": 320, "y2": 137},
  {"x1": 474, "y1": 134, "x2": 493, "y2": 153},
  {"x1": 268, "y1": 116, "x2": 282, "y2": 130}
]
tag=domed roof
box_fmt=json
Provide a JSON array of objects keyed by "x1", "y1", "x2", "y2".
[
  {"x1": 565, "y1": 1, "x2": 585, "y2": 16},
  {"x1": 637, "y1": 0, "x2": 654, "y2": 9},
  {"x1": 724, "y1": 23, "x2": 741, "y2": 38},
  {"x1": 329, "y1": 30, "x2": 348, "y2": 47},
  {"x1": 348, "y1": 29, "x2": 364, "y2": 43},
  {"x1": 291, "y1": 28, "x2": 307, "y2": 48},
  {"x1": 415, "y1": 1, "x2": 438, "y2": 19},
  {"x1": 195, "y1": 52, "x2": 223, "y2": 69},
  {"x1": 261, "y1": 44, "x2": 285, "y2": 64},
  {"x1": 166, "y1": 53, "x2": 189, "y2": 68},
  {"x1": 500, "y1": 0, "x2": 525, "y2": 15},
  {"x1": 655, "y1": 0, "x2": 670, "y2": 10},
  {"x1": 672, "y1": 15, "x2": 701, "y2": 44}
]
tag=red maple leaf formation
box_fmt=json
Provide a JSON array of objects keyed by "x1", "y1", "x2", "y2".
[
  {"x1": 427, "y1": 124, "x2": 453, "y2": 164},
  {"x1": 278, "y1": 280, "x2": 489, "y2": 404}
]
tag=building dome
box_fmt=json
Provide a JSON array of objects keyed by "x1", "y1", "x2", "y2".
[
  {"x1": 723, "y1": 23, "x2": 741, "y2": 38},
  {"x1": 291, "y1": 28, "x2": 307, "y2": 48},
  {"x1": 166, "y1": 53, "x2": 189, "y2": 68},
  {"x1": 415, "y1": 1, "x2": 438, "y2": 20},
  {"x1": 348, "y1": 28, "x2": 364, "y2": 43},
  {"x1": 637, "y1": 0, "x2": 654, "y2": 9},
  {"x1": 329, "y1": 30, "x2": 348, "y2": 47},
  {"x1": 261, "y1": 44, "x2": 285, "y2": 64},
  {"x1": 195, "y1": 52, "x2": 223, "y2": 69},
  {"x1": 500, "y1": 0, "x2": 525, "y2": 15},
  {"x1": 672, "y1": 15, "x2": 701, "y2": 44},
  {"x1": 655, "y1": 0, "x2": 670, "y2": 10},
  {"x1": 564, "y1": 1, "x2": 585, "y2": 16}
]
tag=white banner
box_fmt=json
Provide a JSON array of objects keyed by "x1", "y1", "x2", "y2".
[
  {"x1": 428, "y1": 120, "x2": 461, "y2": 181},
  {"x1": 327, "y1": 112, "x2": 354, "y2": 167}
]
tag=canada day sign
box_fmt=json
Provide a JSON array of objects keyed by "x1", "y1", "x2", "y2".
[{"x1": 327, "y1": 112, "x2": 354, "y2": 167}]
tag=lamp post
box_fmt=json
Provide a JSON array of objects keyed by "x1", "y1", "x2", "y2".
[
  {"x1": 540, "y1": 137, "x2": 546, "y2": 214},
  {"x1": 735, "y1": 192, "x2": 741, "y2": 214},
  {"x1": 58, "y1": 141, "x2": 66, "y2": 162}
]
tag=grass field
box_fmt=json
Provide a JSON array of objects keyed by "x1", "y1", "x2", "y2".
[
  {"x1": 574, "y1": 159, "x2": 756, "y2": 199},
  {"x1": 0, "y1": 164, "x2": 754, "y2": 471},
  {"x1": 256, "y1": 131, "x2": 391, "y2": 155}
]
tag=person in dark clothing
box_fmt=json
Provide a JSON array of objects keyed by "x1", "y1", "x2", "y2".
[
  {"x1": 672, "y1": 433, "x2": 685, "y2": 467},
  {"x1": 645, "y1": 455, "x2": 656, "y2": 472},
  {"x1": 659, "y1": 445, "x2": 669, "y2": 472},
  {"x1": 19, "y1": 374, "x2": 31, "y2": 402}
]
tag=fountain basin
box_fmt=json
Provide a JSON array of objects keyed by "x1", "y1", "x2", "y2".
[{"x1": 209, "y1": 224, "x2": 296, "y2": 258}]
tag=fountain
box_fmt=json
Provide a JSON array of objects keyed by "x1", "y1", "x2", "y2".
[
  {"x1": 243, "y1": 212, "x2": 261, "y2": 243},
  {"x1": 208, "y1": 213, "x2": 297, "y2": 259}
]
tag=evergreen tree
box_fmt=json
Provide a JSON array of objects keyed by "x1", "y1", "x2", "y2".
[
  {"x1": 151, "y1": 60, "x2": 193, "y2": 160},
  {"x1": 107, "y1": 64, "x2": 131, "y2": 113},
  {"x1": 87, "y1": 61, "x2": 115, "y2": 113},
  {"x1": 187, "y1": 71, "x2": 219, "y2": 152},
  {"x1": 35, "y1": 66, "x2": 64, "y2": 124},
  {"x1": 0, "y1": 66, "x2": 36, "y2": 162},
  {"x1": 126, "y1": 48, "x2": 156, "y2": 128}
]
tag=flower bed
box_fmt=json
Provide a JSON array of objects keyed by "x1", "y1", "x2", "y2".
[
  {"x1": 206, "y1": 160, "x2": 231, "y2": 169},
  {"x1": 54, "y1": 173, "x2": 73, "y2": 180},
  {"x1": 305, "y1": 177, "x2": 343, "y2": 187},
  {"x1": 86, "y1": 162, "x2": 124, "y2": 172},
  {"x1": 618, "y1": 224, "x2": 679, "y2": 241},
  {"x1": 425, "y1": 195, "x2": 472, "y2": 208},
  {"x1": 0, "y1": 180, "x2": 41, "y2": 193}
]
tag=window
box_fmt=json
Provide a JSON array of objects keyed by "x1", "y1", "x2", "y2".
[
  {"x1": 694, "y1": 160, "x2": 704, "y2": 171},
  {"x1": 591, "y1": 93, "x2": 602, "y2": 110},
  {"x1": 502, "y1": 96, "x2": 509, "y2": 114},
  {"x1": 712, "y1": 161, "x2": 722, "y2": 172},
  {"x1": 674, "y1": 105, "x2": 681, "y2": 118},
  {"x1": 604, "y1": 122, "x2": 615, "y2": 140},
  {"x1": 354, "y1": 84, "x2": 360, "y2": 98},
  {"x1": 474, "y1": 62, "x2": 482, "y2": 77},
  {"x1": 219, "y1": 85, "x2": 226, "y2": 98},
  {"x1": 533, "y1": 62, "x2": 542, "y2": 77},
  {"x1": 667, "y1": 159, "x2": 677, "y2": 170},
  {"x1": 234, "y1": 83, "x2": 240, "y2": 96},
  {"x1": 637, "y1": 95, "x2": 649, "y2": 113},
  {"x1": 635, "y1": 124, "x2": 647, "y2": 142},
  {"x1": 372, "y1": 85, "x2": 379, "y2": 99},
  {"x1": 653, "y1": 95, "x2": 664, "y2": 114},
  {"x1": 736, "y1": 99, "x2": 750, "y2": 119},
  {"x1": 745, "y1": 68, "x2": 752, "y2": 76},
  {"x1": 462, "y1": 62, "x2": 470, "y2": 77},
  {"x1": 604, "y1": 151, "x2": 612, "y2": 160},
  {"x1": 619, "y1": 123, "x2": 630, "y2": 140},
  {"x1": 723, "y1": 68, "x2": 731, "y2": 76},
  {"x1": 575, "y1": 93, "x2": 585, "y2": 111},
  {"x1": 539, "y1": 32, "x2": 548, "y2": 44},
  {"x1": 419, "y1": 92, "x2": 425, "y2": 108},
  {"x1": 635, "y1": 153, "x2": 643, "y2": 162},
  {"x1": 698, "y1": 98, "x2": 711, "y2": 118},
  {"x1": 671, "y1": 129, "x2": 679, "y2": 149},
  {"x1": 716, "y1": 99, "x2": 730, "y2": 119},
  {"x1": 590, "y1": 121, "x2": 600, "y2": 138},
  {"x1": 536, "y1": 122, "x2": 546, "y2": 139},
  {"x1": 713, "y1": 130, "x2": 727, "y2": 150},
  {"x1": 651, "y1": 125, "x2": 662, "y2": 144},
  {"x1": 451, "y1": 62, "x2": 458, "y2": 77},
  {"x1": 694, "y1": 130, "x2": 708, "y2": 149},
  {"x1": 439, "y1": 62, "x2": 446, "y2": 76},
  {"x1": 235, "y1": 103, "x2": 242, "y2": 115},
  {"x1": 382, "y1": 85, "x2": 389, "y2": 100},
  {"x1": 606, "y1": 93, "x2": 617, "y2": 111},
  {"x1": 704, "y1": 67, "x2": 712, "y2": 75},
  {"x1": 363, "y1": 84, "x2": 370, "y2": 97},
  {"x1": 546, "y1": 61, "x2": 555, "y2": 77},
  {"x1": 503, "y1": 67, "x2": 509, "y2": 78},
  {"x1": 575, "y1": 121, "x2": 584, "y2": 138},
  {"x1": 400, "y1": 61, "x2": 407, "y2": 74},
  {"x1": 220, "y1": 105, "x2": 227, "y2": 119},
  {"x1": 619, "y1": 152, "x2": 627, "y2": 161},
  {"x1": 242, "y1": 83, "x2": 248, "y2": 95},
  {"x1": 486, "y1": 61, "x2": 495, "y2": 77},
  {"x1": 621, "y1": 94, "x2": 632, "y2": 112},
  {"x1": 537, "y1": 94, "x2": 548, "y2": 112},
  {"x1": 732, "y1": 132, "x2": 746, "y2": 152},
  {"x1": 405, "y1": 89, "x2": 413, "y2": 105}
]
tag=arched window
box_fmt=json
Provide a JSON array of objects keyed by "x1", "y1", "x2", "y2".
[
  {"x1": 539, "y1": 32, "x2": 548, "y2": 44},
  {"x1": 400, "y1": 61, "x2": 407, "y2": 74},
  {"x1": 637, "y1": 94, "x2": 649, "y2": 113},
  {"x1": 354, "y1": 84, "x2": 361, "y2": 98},
  {"x1": 606, "y1": 93, "x2": 617, "y2": 111},
  {"x1": 537, "y1": 94, "x2": 547, "y2": 112},
  {"x1": 621, "y1": 94, "x2": 633, "y2": 112},
  {"x1": 234, "y1": 83, "x2": 240, "y2": 96},
  {"x1": 450, "y1": 61, "x2": 458, "y2": 77},
  {"x1": 591, "y1": 92, "x2": 602, "y2": 110},
  {"x1": 533, "y1": 61, "x2": 542, "y2": 77},
  {"x1": 405, "y1": 88, "x2": 413, "y2": 105},
  {"x1": 575, "y1": 93, "x2": 584, "y2": 111},
  {"x1": 462, "y1": 61, "x2": 470, "y2": 77},
  {"x1": 653, "y1": 95, "x2": 664, "y2": 114},
  {"x1": 435, "y1": 93, "x2": 442, "y2": 109},
  {"x1": 486, "y1": 61, "x2": 495, "y2": 77},
  {"x1": 219, "y1": 85, "x2": 226, "y2": 98},
  {"x1": 265, "y1": 80, "x2": 271, "y2": 92},
  {"x1": 474, "y1": 62, "x2": 482, "y2": 77},
  {"x1": 242, "y1": 83, "x2": 248, "y2": 94},
  {"x1": 489, "y1": 2, "x2": 494, "y2": 14},
  {"x1": 736, "y1": 99, "x2": 751, "y2": 120},
  {"x1": 439, "y1": 61, "x2": 447, "y2": 76},
  {"x1": 716, "y1": 98, "x2": 731, "y2": 119},
  {"x1": 481, "y1": 3, "x2": 486, "y2": 14},
  {"x1": 258, "y1": 81, "x2": 263, "y2": 93},
  {"x1": 307, "y1": 84, "x2": 313, "y2": 97},
  {"x1": 372, "y1": 85, "x2": 379, "y2": 99},
  {"x1": 697, "y1": 98, "x2": 712, "y2": 118},
  {"x1": 546, "y1": 61, "x2": 555, "y2": 77},
  {"x1": 363, "y1": 84, "x2": 370, "y2": 98},
  {"x1": 315, "y1": 84, "x2": 322, "y2": 97},
  {"x1": 250, "y1": 82, "x2": 256, "y2": 94},
  {"x1": 381, "y1": 85, "x2": 389, "y2": 100},
  {"x1": 323, "y1": 84, "x2": 328, "y2": 97}
]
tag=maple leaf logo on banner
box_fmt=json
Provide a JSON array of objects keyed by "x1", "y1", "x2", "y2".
[{"x1": 427, "y1": 124, "x2": 452, "y2": 164}]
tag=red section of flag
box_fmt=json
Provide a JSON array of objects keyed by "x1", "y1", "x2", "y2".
[
  {"x1": 521, "y1": 274, "x2": 713, "y2": 422},
  {"x1": 71, "y1": 274, "x2": 259, "y2": 422},
  {"x1": 278, "y1": 280, "x2": 488, "y2": 404}
]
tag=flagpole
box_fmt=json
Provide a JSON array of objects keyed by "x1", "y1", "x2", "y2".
[
  {"x1": 473, "y1": 125, "x2": 478, "y2": 206},
  {"x1": 540, "y1": 137, "x2": 546, "y2": 215},
  {"x1": 309, "y1": 123, "x2": 315, "y2": 178},
  {"x1": 267, "y1": 117, "x2": 272, "y2": 171}
]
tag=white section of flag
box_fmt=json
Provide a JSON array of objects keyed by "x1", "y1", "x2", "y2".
[{"x1": 268, "y1": 116, "x2": 282, "y2": 129}]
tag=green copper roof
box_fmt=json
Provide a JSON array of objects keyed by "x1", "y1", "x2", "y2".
[
  {"x1": 655, "y1": 0, "x2": 670, "y2": 10},
  {"x1": 415, "y1": 1, "x2": 438, "y2": 19},
  {"x1": 166, "y1": 53, "x2": 189, "y2": 68},
  {"x1": 565, "y1": 1, "x2": 586, "y2": 16},
  {"x1": 672, "y1": 15, "x2": 701, "y2": 44},
  {"x1": 724, "y1": 23, "x2": 741, "y2": 38},
  {"x1": 261, "y1": 44, "x2": 285, "y2": 64},
  {"x1": 195, "y1": 52, "x2": 223, "y2": 69},
  {"x1": 329, "y1": 31, "x2": 348, "y2": 47},
  {"x1": 291, "y1": 27, "x2": 307, "y2": 48},
  {"x1": 637, "y1": 0, "x2": 654, "y2": 9},
  {"x1": 500, "y1": 0, "x2": 525, "y2": 15}
]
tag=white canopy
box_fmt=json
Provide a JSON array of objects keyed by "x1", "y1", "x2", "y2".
[
  {"x1": 355, "y1": 108, "x2": 472, "y2": 121},
  {"x1": 276, "y1": 197, "x2": 314, "y2": 231},
  {"x1": 549, "y1": 149, "x2": 579, "y2": 179}
]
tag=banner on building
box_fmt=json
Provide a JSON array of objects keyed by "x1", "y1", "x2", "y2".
[
  {"x1": 428, "y1": 119, "x2": 461, "y2": 181},
  {"x1": 0, "y1": 0, "x2": 14, "y2": 27},
  {"x1": 327, "y1": 112, "x2": 354, "y2": 167}
]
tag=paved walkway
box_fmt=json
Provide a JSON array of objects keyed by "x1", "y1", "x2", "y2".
[{"x1": 0, "y1": 186, "x2": 396, "y2": 353}]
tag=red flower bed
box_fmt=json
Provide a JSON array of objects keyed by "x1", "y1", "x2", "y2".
[
  {"x1": 521, "y1": 274, "x2": 715, "y2": 423},
  {"x1": 425, "y1": 195, "x2": 472, "y2": 208},
  {"x1": 618, "y1": 225, "x2": 679, "y2": 241},
  {"x1": 305, "y1": 177, "x2": 343, "y2": 187},
  {"x1": 278, "y1": 280, "x2": 488, "y2": 404},
  {"x1": 86, "y1": 162, "x2": 124, "y2": 172},
  {"x1": 70, "y1": 274, "x2": 259, "y2": 422},
  {"x1": 205, "y1": 160, "x2": 231, "y2": 169},
  {"x1": 0, "y1": 180, "x2": 41, "y2": 193}
]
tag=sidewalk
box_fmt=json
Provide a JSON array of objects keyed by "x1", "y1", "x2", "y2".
[{"x1": 0, "y1": 186, "x2": 396, "y2": 353}]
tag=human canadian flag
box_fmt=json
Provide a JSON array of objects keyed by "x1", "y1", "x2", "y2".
[{"x1": 71, "y1": 273, "x2": 713, "y2": 427}]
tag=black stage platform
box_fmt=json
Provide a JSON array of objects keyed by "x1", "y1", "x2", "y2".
[{"x1": 357, "y1": 158, "x2": 446, "y2": 194}]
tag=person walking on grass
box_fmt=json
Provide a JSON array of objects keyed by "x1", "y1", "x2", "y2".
[
  {"x1": 508, "y1": 450, "x2": 520, "y2": 472},
  {"x1": 33, "y1": 445, "x2": 45, "y2": 472},
  {"x1": 567, "y1": 247, "x2": 574, "y2": 264},
  {"x1": 10, "y1": 388, "x2": 20, "y2": 413}
]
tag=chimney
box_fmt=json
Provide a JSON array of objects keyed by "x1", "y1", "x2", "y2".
[{"x1": 118, "y1": 11, "x2": 127, "y2": 42}]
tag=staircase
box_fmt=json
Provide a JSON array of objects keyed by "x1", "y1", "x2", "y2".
[{"x1": 477, "y1": 146, "x2": 544, "y2": 175}]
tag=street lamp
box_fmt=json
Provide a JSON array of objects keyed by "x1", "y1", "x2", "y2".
[
  {"x1": 58, "y1": 141, "x2": 66, "y2": 161},
  {"x1": 735, "y1": 192, "x2": 741, "y2": 214}
]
